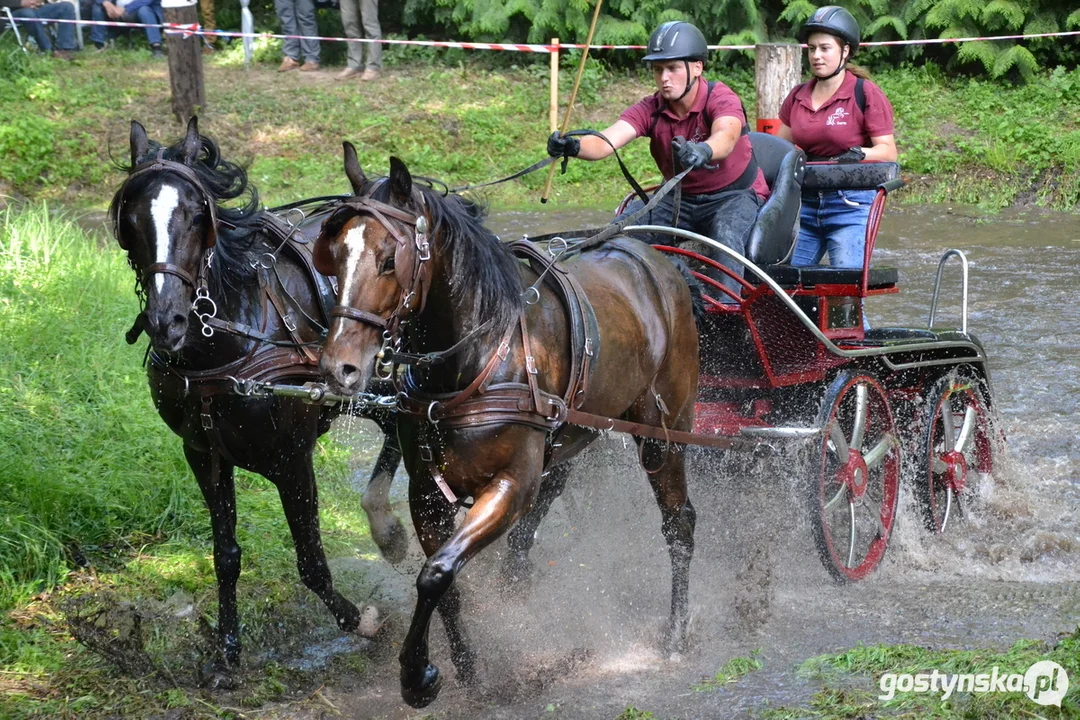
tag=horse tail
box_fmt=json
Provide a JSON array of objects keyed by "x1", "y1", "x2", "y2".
[{"x1": 668, "y1": 257, "x2": 706, "y2": 331}]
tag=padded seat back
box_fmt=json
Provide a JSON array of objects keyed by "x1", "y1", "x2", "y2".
[{"x1": 745, "y1": 132, "x2": 805, "y2": 267}]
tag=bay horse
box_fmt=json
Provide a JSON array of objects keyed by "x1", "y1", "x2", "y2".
[
  {"x1": 110, "y1": 118, "x2": 408, "y2": 677},
  {"x1": 314, "y1": 152, "x2": 700, "y2": 707}
]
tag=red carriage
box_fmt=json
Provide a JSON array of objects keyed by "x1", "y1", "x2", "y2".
[{"x1": 623, "y1": 131, "x2": 1000, "y2": 581}]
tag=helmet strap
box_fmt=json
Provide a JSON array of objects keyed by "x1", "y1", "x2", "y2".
[
  {"x1": 820, "y1": 43, "x2": 849, "y2": 80},
  {"x1": 676, "y1": 60, "x2": 697, "y2": 101}
]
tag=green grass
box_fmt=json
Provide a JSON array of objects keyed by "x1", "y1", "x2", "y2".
[
  {"x1": 757, "y1": 629, "x2": 1080, "y2": 719},
  {"x1": 2, "y1": 36, "x2": 1079, "y2": 212},
  {"x1": 0, "y1": 205, "x2": 380, "y2": 719},
  {"x1": 693, "y1": 649, "x2": 765, "y2": 692}
]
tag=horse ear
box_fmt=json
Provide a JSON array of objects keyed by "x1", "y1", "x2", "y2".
[
  {"x1": 388, "y1": 156, "x2": 412, "y2": 207},
  {"x1": 180, "y1": 116, "x2": 201, "y2": 165},
  {"x1": 130, "y1": 120, "x2": 149, "y2": 167},
  {"x1": 342, "y1": 141, "x2": 367, "y2": 195}
]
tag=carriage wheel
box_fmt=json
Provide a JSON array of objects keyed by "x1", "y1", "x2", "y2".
[
  {"x1": 809, "y1": 371, "x2": 900, "y2": 582},
  {"x1": 915, "y1": 369, "x2": 995, "y2": 534}
]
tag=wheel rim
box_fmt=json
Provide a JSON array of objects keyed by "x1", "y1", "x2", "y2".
[
  {"x1": 816, "y1": 375, "x2": 900, "y2": 581},
  {"x1": 926, "y1": 376, "x2": 992, "y2": 533}
]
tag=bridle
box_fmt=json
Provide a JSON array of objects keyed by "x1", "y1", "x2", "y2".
[
  {"x1": 112, "y1": 154, "x2": 221, "y2": 336},
  {"x1": 325, "y1": 195, "x2": 433, "y2": 379}
]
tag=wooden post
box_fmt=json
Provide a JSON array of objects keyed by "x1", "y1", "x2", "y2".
[
  {"x1": 549, "y1": 38, "x2": 559, "y2": 133},
  {"x1": 754, "y1": 43, "x2": 801, "y2": 135},
  {"x1": 162, "y1": 0, "x2": 206, "y2": 123}
]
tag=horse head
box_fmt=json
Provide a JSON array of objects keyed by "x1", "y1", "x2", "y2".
[
  {"x1": 111, "y1": 117, "x2": 220, "y2": 353},
  {"x1": 315, "y1": 149, "x2": 434, "y2": 395}
]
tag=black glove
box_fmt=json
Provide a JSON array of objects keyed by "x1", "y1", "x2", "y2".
[
  {"x1": 829, "y1": 146, "x2": 866, "y2": 163},
  {"x1": 672, "y1": 136, "x2": 714, "y2": 170},
  {"x1": 547, "y1": 132, "x2": 581, "y2": 159}
]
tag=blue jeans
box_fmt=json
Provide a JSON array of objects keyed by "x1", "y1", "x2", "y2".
[
  {"x1": 90, "y1": 3, "x2": 163, "y2": 46},
  {"x1": 13, "y1": 2, "x2": 77, "y2": 52},
  {"x1": 791, "y1": 189, "x2": 876, "y2": 268},
  {"x1": 274, "y1": 0, "x2": 319, "y2": 62},
  {"x1": 617, "y1": 187, "x2": 762, "y2": 302}
]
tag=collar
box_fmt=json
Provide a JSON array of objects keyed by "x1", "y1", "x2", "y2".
[{"x1": 796, "y1": 70, "x2": 856, "y2": 110}]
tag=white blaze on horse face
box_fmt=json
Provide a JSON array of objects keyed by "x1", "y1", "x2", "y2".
[
  {"x1": 149, "y1": 184, "x2": 181, "y2": 293},
  {"x1": 331, "y1": 221, "x2": 374, "y2": 343}
]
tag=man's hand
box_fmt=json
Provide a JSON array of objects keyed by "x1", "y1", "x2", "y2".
[
  {"x1": 672, "y1": 136, "x2": 714, "y2": 170},
  {"x1": 21, "y1": 0, "x2": 43, "y2": 10},
  {"x1": 547, "y1": 132, "x2": 581, "y2": 159},
  {"x1": 103, "y1": 1, "x2": 124, "y2": 19},
  {"x1": 829, "y1": 146, "x2": 866, "y2": 163}
]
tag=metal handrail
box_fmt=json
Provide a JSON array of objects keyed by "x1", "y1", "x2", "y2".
[
  {"x1": 624, "y1": 225, "x2": 986, "y2": 366},
  {"x1": 927, "y1": 249, "x2": 969, "y2": 334}
]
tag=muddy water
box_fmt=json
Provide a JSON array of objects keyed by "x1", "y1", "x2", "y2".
[{"x1": 320, "y1": 205, "x2": 1080, "y2": 719}]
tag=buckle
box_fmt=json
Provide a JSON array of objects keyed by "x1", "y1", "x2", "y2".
[{"x1": 525, "y1": 355, "x2": 538, "y2": 375}]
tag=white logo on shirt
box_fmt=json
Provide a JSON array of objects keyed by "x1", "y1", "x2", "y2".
[{"x1": 826, "y1": 107, "x2": 849, "y2": 126}]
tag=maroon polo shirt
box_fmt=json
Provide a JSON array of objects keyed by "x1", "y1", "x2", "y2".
[
  {"x1": 620, "y1": 80, "x2": 768, "y2": 197},
  {"x1": 779, "y1": 72, "x2": 894, "y2": 159}
]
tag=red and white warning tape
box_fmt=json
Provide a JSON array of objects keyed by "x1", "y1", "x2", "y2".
[{"x1": 10, "y1": 16, "x2": 1080, "y2": 53}]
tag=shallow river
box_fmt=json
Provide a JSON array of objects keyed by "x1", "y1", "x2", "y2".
[{"x1": 322, "y1": 203, "x2": 1079, "y2": 719}]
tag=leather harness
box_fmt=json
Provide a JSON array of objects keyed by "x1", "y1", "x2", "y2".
[
  {"x1": 117, "y1": 157, "x2": 341, "y2": 462},
  {"x1": 327, "y1": 195, "x2": 742, "y2": 455}
]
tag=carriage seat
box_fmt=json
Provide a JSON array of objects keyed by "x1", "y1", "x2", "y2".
[
  {"x1": 744, "y1": 132, "x2": 805, "y2": 266},
  {"x1": 760, "y1": 161, "x2": 903, "y2": 291}
]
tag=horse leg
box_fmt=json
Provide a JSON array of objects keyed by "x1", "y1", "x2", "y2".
[
  {"x1": 184, "y1": 445, "x2": 243, "y2": 669},
  {"x1": 502, "y1": 462, "x2": 571, "y2": 585},
  {"x1": 359, "y1": 427, "x2": 407, "y2": 564},
  {"x1": 269, "y1": 454, "x2": 363, "y2": 634},
  {"x1": 638, "y1": 438, "x2": 696, "y2": 655},
  {"x1": 401, "y1": 474, "x2": 533, "y2": 708}
]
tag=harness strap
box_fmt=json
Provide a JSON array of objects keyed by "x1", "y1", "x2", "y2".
[
  {"x1": 448, "y1": 156, "x2": 557, "y2": 193},
  {"x1": 332, "y1": 305, "x2": 388, "y2": 329},
  {"x1": 144, "y1": 262, "x2": 197, "y2": 288},
  {"x1": 564, "y1": 129, "x2": 652, "y2": 206},
  {"x1": 432, "y1": 316, "x2": 519, "y2": 418}
]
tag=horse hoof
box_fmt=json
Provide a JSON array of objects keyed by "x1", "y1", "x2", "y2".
[
  {"x1": 377, "y1": 521, "x2": 409, "y2": 565},
  {"x1": 661, "y1": 625, "x2": 688, "y2": 657},
  {"x1": 357, "y1": 604, "x2": 383, "y2": 637},
  {"x1": 401, "y1": 664, "x2": 442, "y2": 708},
  {"x1": 200, "y1": 659, "x2": 239, "y2": 690}
]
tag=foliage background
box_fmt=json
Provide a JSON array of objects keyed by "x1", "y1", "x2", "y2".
[{"x1": 220, "y1": 0, "x2": 1080, "y2": 79}]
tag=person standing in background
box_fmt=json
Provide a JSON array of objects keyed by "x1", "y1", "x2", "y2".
[
  {"x1": 336, "y1": 0, "x2": 380, "y2": 81},
  {"x1": 275, "y1": 0, "x2": 319, "y2": 72}
]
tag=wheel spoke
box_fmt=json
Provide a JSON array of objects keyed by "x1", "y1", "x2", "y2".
[
  {"x1": 846, "y1": 499, "x2": 857, "y2": 568},
  {"x1": 851, "y1": 384, "x2": 868, "y2": 451},
  {"x1": 955, "y1": 406, "x2": 977, "y2": 453},
  {"x1": 941, "y1": 394, "x2": 956, "y2": 441},
  {"x1": 828, "y1": 419, "x2": 849, "y2": 458},
  {"x1": 863, "y1": 434, "x2": 895, "y2": 470},
  {"x1": 941, "y1": 487, "x2": 954, "y2": 532},
  {"x1": 824, "y1": 483, "x2": 848, "y2": 512}
]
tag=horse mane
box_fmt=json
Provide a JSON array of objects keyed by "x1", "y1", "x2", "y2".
[
  {"x1": 111, "y1": 132, "x2": 265, "y2": 294},
  {"x1": 372, "y1": 180, "x2": 522, "y2": 333}
]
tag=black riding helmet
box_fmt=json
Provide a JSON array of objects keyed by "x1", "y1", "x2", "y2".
[
  {"x1": 799, "y1": 6, "x2": 860, "y2": 79},
  {"x1": 642, "y1": 21, "x2": 709, "y2": 101}
]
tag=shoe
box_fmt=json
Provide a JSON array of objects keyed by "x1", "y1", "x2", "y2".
[
  {"x1": 150, "y1": 44, "x2": 164, "y2": 58},
  {"x1": 92, "y1": 40, "x2": 112, "y2": 53},
  {"x1": 336, "y1": 67, "x2": 362, "y2": 80},
  {"x1": 51, "y1": 49, "x2": 75, "y2": 61},
  {"x1": 299, "y1": 61, "x2": 320, "y2": 72},
  {"x1": 360, "y1": 68, "x2": 380, "y2": 81},
  {"x1": 278, "y1": 56, "x2": 300, "y2": 72}
]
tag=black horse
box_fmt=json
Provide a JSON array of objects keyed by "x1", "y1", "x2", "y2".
[{"x1": 110, "y1": 118, "x2": 408, "y2": 676}]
